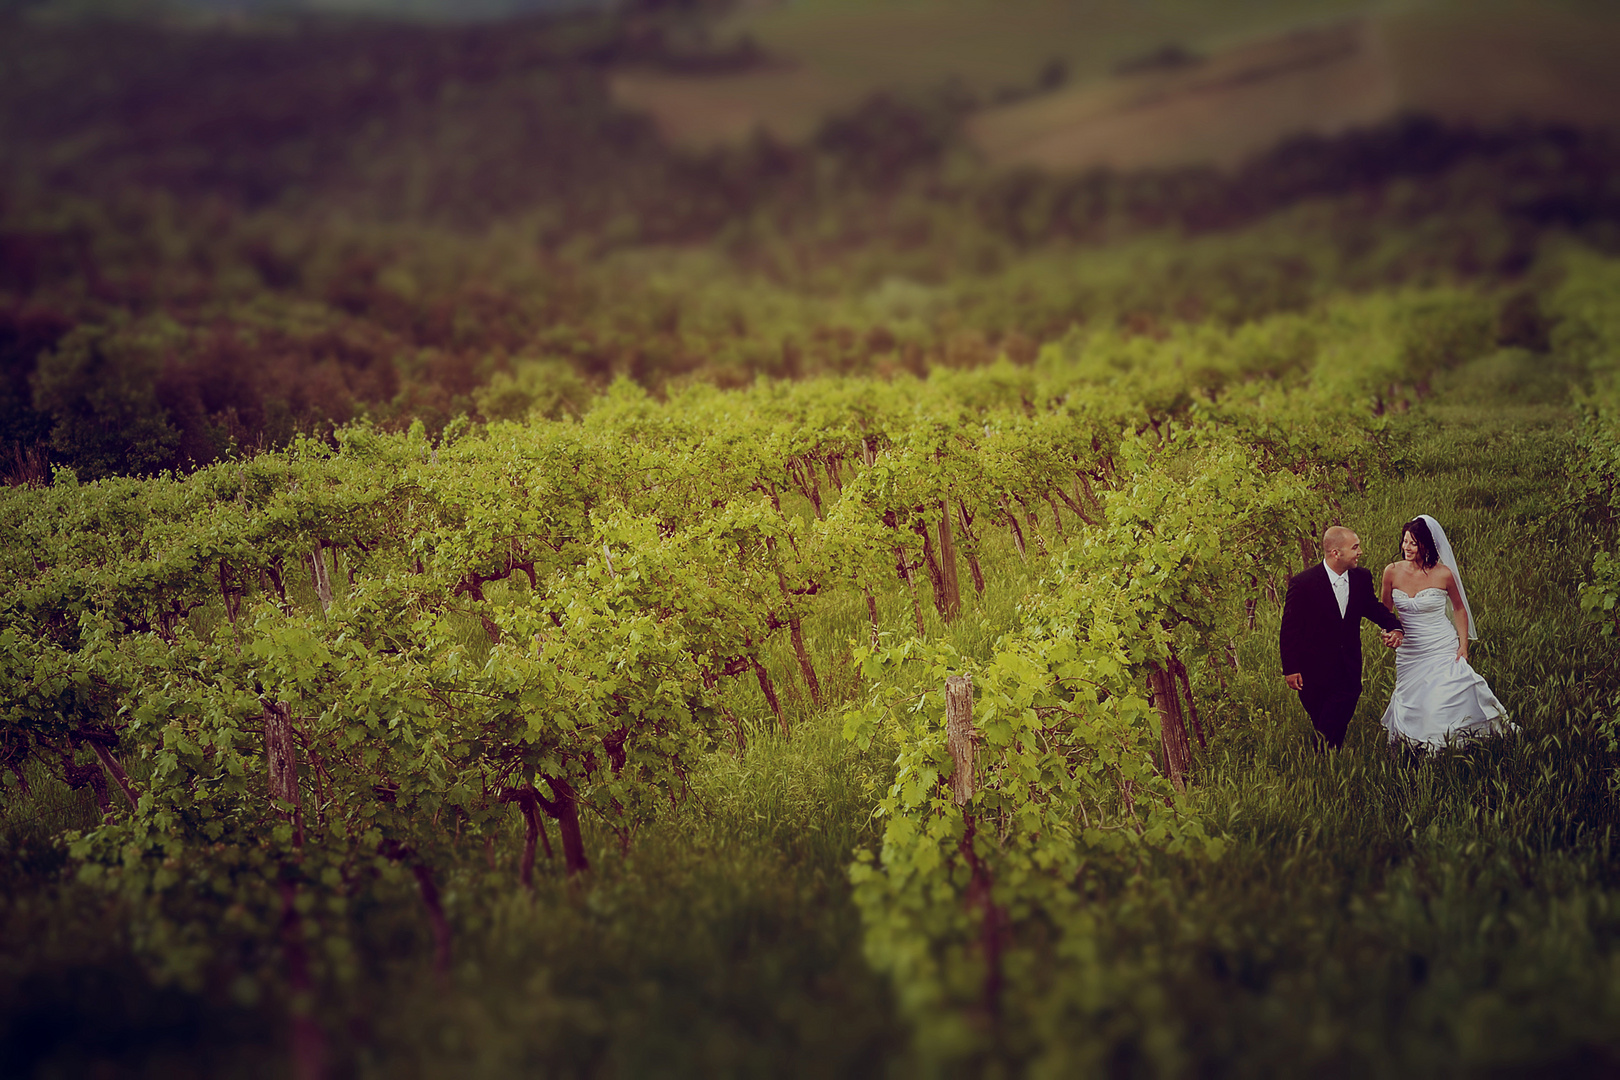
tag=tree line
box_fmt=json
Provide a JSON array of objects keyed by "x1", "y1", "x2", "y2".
[{"x1": 3, "y1": 9, "x2": 1619, "y2": 480}]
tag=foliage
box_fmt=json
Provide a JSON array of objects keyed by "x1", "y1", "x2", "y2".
[
  {"x1": 0, "y1": 289, "x2": 1448, "y2": 1058},
  {"x1": 4, "y1": 10, "x2": 1620, "y2": 478},
  {"x1": 1, "y1": 7, "x2": 1619, "y2": 1074},
  {"x1": 3, "y1": 265, "x2": 1620, "y2": 1077}
]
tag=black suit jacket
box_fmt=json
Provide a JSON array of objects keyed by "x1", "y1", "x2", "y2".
[{"x1": 1278, "y1": 563, "x2": 1403, "y2": 707}]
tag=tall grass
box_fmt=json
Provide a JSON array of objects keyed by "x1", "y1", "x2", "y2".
[{"x1": 1105, "y1": 396, "x2": 1620, "y2": 1077}]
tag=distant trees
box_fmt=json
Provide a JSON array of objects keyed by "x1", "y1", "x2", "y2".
[
  {"x1": 4, "y1": 11, "x2": 1620, "y2": 480},
  {"x1": 32, "y1": 324, "x2": 182, "y2": 479}
]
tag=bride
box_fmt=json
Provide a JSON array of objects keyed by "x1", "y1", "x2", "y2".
[{"x1": 1378, "y1": 515, "x2": 1510, "y2": 749}]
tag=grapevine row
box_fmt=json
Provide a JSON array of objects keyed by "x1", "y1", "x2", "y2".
[{"x1": 0, "y1": 293, "x2": 1452, "y2": 1055}]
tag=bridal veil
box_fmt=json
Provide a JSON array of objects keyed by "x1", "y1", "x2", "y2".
[{"x1": 1417, "y1": 514, "x2": 1477, "y2": 639}]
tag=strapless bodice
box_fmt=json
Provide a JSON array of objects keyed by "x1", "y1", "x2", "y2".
[
  {"x1": 1392, "y1": 587, "x2": 1455, "y2": 638},
  {"x1": 1392, "y1": 586, "x2": 1448, "y2": 609}
]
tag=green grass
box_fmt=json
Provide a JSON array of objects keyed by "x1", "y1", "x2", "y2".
[{"x1": 1115, "y1": 396, "x2": 1620, "y2": 1077}]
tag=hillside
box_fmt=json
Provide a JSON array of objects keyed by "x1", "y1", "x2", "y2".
[
  {"x1": 970, "y1": 7, "x2": 1620, "y2": 172},
  {"x1": 3, "y1": 1, "x2": 1620, "y2": 485},
  {"x1": 613, "y1": 0, "x2": 1368, "y2": 147},
  {"x1": 611, "y1": 1, "x2": 1620, "y2": 173}
]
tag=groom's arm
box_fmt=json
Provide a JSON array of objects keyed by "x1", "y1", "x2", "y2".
[{"x1": 1279, "y1": 574, "x2": 1307, "y2": 689}]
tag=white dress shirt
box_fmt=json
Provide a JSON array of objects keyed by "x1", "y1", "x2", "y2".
[{"x1": 1323, "y1": 560, "x2": 1349, "y2": 617}]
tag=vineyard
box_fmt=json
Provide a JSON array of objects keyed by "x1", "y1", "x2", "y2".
[
  {"x1": 4, "y1": 2, "x2": 1620, "y2": 1076},
  {"x1": 3, "y1": 243, "x2": 1619, "y2": 1074}
]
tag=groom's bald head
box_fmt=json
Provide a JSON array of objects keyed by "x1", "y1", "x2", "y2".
[{"x1": 1322, "y1": 526, "x2": 1362, "y2": 572}]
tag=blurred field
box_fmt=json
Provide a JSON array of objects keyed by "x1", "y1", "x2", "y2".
[
  {"x1": 8, "y1": 3, "x2": 1618, "y2": 479},
  {"x1": 974, "y1": 5, "x2": 1620, "y2": 172},
  {"x1": 611, "y1": 0, "x2": 1620, "y2": 170},
  {"x1": 968, "y1": 17, "x2": 1397, "y2": 171},
  {"x1": 612, "y1": 0, "x2": 1367, "y2": 145}
]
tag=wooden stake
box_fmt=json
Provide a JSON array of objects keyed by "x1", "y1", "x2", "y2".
[
  {"x1": 309, "y1": 543, "x2": 333, "y2": 614},
  {"x1": 945, "y1": 673, "x2": 1000, "y2": 1015},
  {"x1": 264, "y1": 700, "x2": 303, "y2": 847},
  {"x1": 945, "y1": 674, "x2": 976, "y2": 806}
]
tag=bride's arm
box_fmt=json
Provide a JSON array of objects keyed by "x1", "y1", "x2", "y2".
[
  {"x1": 1372, "y1": 565, "x2": 1403, "y2": 647},
  {"x1": 1442, "y1": 567, "x2": 1468, "y2": 660}
]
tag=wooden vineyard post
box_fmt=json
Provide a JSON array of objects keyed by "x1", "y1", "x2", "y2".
[
  {"x1": 310, "y1": 542, "x2": 333, "y2": 614},
  {"x1": 264, "y1": 700, "x2": 304, "y2": 848},
  {"x1": 279, "y1": 878, "x2": 326, "y2": 1080},
  {"x1": 945, "y1": 674, "x2": 976, "y2": 806},
  {"x1": 219, "y1": 559, "x2": 243, "y2": 625},
  {"x1": 945, "y1": 674, "x2": 1002, "y2": 1015}
]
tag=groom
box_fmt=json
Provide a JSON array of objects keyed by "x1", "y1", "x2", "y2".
[{"x1": 1279, "y1": 526, "x2": 1404, "y2": 750}]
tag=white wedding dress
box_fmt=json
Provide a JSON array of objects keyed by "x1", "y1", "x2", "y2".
[{"x1": 1379, "y1": 586, "x2": 1510, "y2": 749}]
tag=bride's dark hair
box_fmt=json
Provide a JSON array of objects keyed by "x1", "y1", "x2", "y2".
[{"x1": 1401, "y1": 517, "x2": 1440, "y2": 570}]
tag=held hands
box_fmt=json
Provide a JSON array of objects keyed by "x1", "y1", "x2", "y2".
[{"x1": 1288, "y1": 632, "x2": 1403, "y2": 691}]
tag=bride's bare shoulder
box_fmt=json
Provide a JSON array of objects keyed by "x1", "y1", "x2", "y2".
[{"x1": 1431, "y1": 563, "x2": 1457, "y2": 587}]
